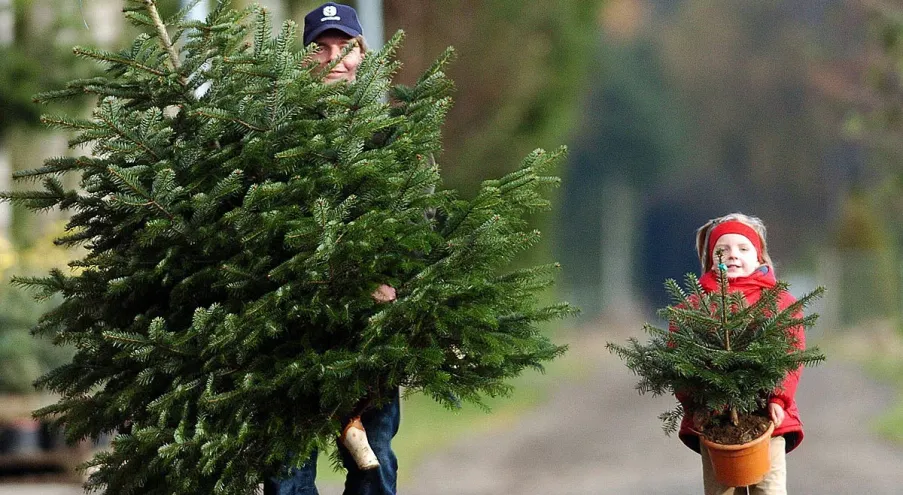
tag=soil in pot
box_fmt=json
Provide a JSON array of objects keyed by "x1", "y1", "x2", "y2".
[{"x1": 702, "y1": 412, "x2": 771, "y2": 445}]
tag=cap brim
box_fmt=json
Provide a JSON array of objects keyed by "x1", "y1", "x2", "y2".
[{"x1": 304, "y1": 24, "x2": 362, "y2": 46}]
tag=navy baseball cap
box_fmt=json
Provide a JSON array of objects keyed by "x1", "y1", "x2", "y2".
[{"x1": 303, "y1": 2, "x2": 363, "y2": 46}]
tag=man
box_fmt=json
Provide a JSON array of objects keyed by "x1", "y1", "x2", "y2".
[
  {"x1": 263, "y1": 4, "x2": 400, "y2": 495},
  {"x1": 305, "y1": 1, "x2": 367, "y2": 84}
]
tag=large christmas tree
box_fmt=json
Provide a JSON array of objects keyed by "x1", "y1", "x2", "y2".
[{"x1": 4, "y1": 1, "x2": 573, "y2": 493}]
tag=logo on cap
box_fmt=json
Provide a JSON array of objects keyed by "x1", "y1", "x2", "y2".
[{"x1": 321, "y1": 5, "x2": 340, "y2": 21}]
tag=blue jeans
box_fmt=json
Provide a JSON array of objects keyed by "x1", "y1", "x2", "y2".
[{"x1": 264, "y1": 389, "x2": 400, "y2": 495}]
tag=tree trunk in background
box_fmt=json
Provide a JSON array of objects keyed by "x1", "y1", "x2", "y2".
[
  {"x1": 182, "y1": 0, "x2": 209, "y2": 22},
  {"x1": 250, "y1": 0, "x2": 286, "y2": 26},
  {"x1": 599, "y1": 180, "x2": 639, "y2": 316},
  {"x1": 0, "y1": 0, "x2": 12, "y2": 46},
  {"x1": 0, "y1": 140, "x2": 10, "y2": 241},
  {"x1": 0, "y1": 0, "x2": 14, "y2": 241},
  {"x1": 83, "y1": 0, "x2": 124, "y2": 47},
  {"x1": 355, "y1": 0, "x2": 384, "y2": 49},
  {"x1": 815, "y1": 250, "x2": 841, "y2": 335}
]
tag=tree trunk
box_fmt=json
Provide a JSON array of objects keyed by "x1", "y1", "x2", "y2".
[
  {"x1": 0, "y1": 0, "x2": 13, "y2": 241},
  {"x1": 355, "y1": 0, "x2": 385, "y2": 49},
  {"x1": 0, "y1": 0, "x2": 12, "y2": 46},
  {"x1": 182, "y1": 0, "x2": 209, "y2": 22},
  {"x1": 248, "y1": 0, "x2": 285, "y2": 26},
  {"x1": 0, "y1": 137, "x2": 11, "y2": 241},
  {"x1": 599, "y1": 179, "x2": 639, "y2": 316},
  {"x1": 82, "y1": 0, "x2": 124, "y2": 47}
]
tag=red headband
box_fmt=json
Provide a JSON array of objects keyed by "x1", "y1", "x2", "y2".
[{"x1": 708, "y1": 221, "x2": 763, "y2": 262}]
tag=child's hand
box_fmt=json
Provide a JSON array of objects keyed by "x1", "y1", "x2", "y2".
[
  {"x1": 372, "y1": 284, "x2": 396, "y2": 303},
  {"x1": 690, "y1": 411, "x2": 707, "y2": 432},
  {"x1": 768, "y1": 402, "x2": 785, "y2": 428}
]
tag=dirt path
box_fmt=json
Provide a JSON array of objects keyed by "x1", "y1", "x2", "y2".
[
  {"x1": 393, "y1": 329, "x2": 903, "y2": 495},
  {"x1": 2, "y1": 329, "x2": 902, "y2": 494}
]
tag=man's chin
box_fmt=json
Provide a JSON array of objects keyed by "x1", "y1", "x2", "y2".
[{"x1": 324, "y1": 74, "x2": 350, "y2": 83}]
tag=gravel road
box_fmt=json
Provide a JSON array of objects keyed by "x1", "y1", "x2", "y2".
[{"x1": 397, "y1": 329, "x2": 903, "y2": 495}]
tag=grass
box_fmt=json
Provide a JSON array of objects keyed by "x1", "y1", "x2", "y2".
[
  {"x1": 314, "y1": 325, "x2": 591, "y2": 484},
  {"x1": 831, "y1": 319, "x2": 903, "y2": 445},
  {"x1": 876, "y1": 398, "x2": 903, "y2": 444},
  {"x1": 865, "y1": 349, "x2": 903, "y2": 445}
]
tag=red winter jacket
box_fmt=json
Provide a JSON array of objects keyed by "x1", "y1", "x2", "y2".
[{"x1": 676, "y1": 266, "x2": 805, "y2": 453}]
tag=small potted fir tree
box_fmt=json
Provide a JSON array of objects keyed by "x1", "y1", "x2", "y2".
[{"x1": 607, "y1": 260, "x2": 825, "y2": 487}]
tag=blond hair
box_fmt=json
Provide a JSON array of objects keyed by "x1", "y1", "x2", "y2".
[
  {"x1": 694, "y1": 212, "x2": 773, "y2": 274},
  {"x1": 353, "y1": 35, "x2": 369, "y2": 53}
]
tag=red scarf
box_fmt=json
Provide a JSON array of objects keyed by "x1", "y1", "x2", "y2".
[{"x1": 699, "y1": 266, "x2": 775, "y2": 305}]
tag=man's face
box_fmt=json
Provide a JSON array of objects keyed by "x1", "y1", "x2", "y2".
[{"x1": 312, "y1": 31, "x2": 363, "y2": 83}]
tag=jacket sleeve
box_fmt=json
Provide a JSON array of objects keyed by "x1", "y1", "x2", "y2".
[{"x1": 768, "y1": 292, "x2": 804, "y2": 410}]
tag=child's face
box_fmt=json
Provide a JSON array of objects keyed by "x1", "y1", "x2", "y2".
[{"x1": 711, "y1": 233, "x2": 759, "y2": 278}]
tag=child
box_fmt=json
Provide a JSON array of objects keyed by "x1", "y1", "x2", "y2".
[{"x1": 680, "y1": 212, "x2": 805, "y2": 495}]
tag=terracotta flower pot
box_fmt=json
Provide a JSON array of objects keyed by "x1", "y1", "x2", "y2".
[{"x1": 701, "y1": 421, "x2": 775, "y2": 487}]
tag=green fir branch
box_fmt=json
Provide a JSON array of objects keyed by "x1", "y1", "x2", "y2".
[{"x1": 73, "y1": 46, "x2": 167, "y2": 77}]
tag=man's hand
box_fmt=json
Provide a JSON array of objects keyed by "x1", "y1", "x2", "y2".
[
  {"x1": 372, "y1": 284, "x2": 396, "y2": 304},
  {"x1": 768, "y1": 402, "x2": 785, "y2": 428}
]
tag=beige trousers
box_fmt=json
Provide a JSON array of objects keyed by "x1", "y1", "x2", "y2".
[{"x1": 701, "y1": 436, "x2": 787, "y2": 495}]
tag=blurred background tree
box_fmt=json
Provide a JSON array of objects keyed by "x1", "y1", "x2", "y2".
[
  {"x1": 0, "y1": 224, "x2": 76, "y2": 394},
  {"x1": 839, "y1": 0, "x2": 903, "y2": 327},
  {"x1": 382, "y1": 0, "x2": 603, "y2": 191},
  {"x1": 2, "y1": 0, "x2": 902, "y2": 391},
  {"x1": 557, "y1": 0, "x2": 902, "y2": 327},
  {"x1": 0, "y1": 0, "x2": 119, "y2": 398}
]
